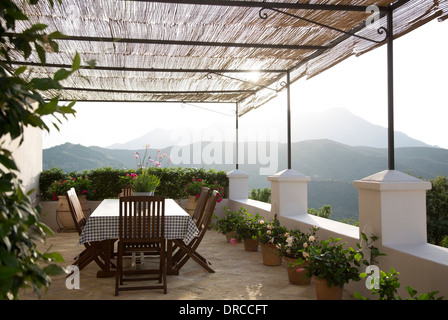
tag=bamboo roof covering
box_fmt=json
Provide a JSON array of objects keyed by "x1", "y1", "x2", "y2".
[{"x1": 8, "y1": 0, "x2": 448, "y2": 116}]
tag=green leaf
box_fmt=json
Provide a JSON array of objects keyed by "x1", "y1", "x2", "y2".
[
  {"x1": 14, "y1": 66, "x2": 27, "y2": 75},
  {"x1": 0, "y1": 153, "x2": 18, "y2": 171},
  {"x1": 71, "y1": 52, "x2": 81, "y2": 71},
  {"x1": 35, "y1": 42, "x2": 46, "y2": 64},
  {"x1": 53, "y1": 68, "x2": 72, "y2": 81},
  {"x1": 27, "y1": 23, "x2": 48, "y2": 33}
]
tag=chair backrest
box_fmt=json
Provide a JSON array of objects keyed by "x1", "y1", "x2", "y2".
[
  {"x1": 192, "y1": 187, "x2": 209, "y2": 225},
  {"x1": 118, "y1": 196, "x2": 165, "y2": 242},
  {"x1": 118, "y1": 185, "x2": 133, "y2": 197},
  {"x1": 197, "y1": 190, "x2": 219, "y2": 233},
  {"x1": 66, "y1": 188, "x2": 87, "y2": 235}
]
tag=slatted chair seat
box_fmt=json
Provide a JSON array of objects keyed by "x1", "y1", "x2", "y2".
[{"x1": 115, "y1": 196, "x2": 167, "y2": 295}]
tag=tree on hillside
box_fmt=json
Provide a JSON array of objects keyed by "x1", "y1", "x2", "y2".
[
  {"x1": 426, "y1": 175, "x2": 448, "y2": 246},
  {"x1": 1, "y1": 0, "x2": 82, "y2": 299}
]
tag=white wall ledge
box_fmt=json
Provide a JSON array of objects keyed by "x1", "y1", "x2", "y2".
[{"x1": 386, "y1": 242, "x2": 448, "y2": 266}]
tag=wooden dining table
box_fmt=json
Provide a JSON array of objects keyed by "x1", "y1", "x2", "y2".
[{"x1": 79, "y1": 198, "x2": 199, "y2": 277}]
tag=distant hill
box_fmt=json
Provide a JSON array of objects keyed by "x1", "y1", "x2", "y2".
[
  {"x1": 103, "y1": 108, "x2": 433, "y2": 150},
  {"x1": 43, "y1": 139, "x2": 448, "y2": 220},
  {"x1": 291, "y1": 108, "x2": 432, "y2": 148},
  {"x1": 43, "y1": 106, "x2": 443, "y2": 221}
]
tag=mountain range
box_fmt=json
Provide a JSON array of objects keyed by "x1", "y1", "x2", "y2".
[
  {"x1": 106, "y1": 108, "x2": 433, "y2": 150},
  {"x1": 43, "y1": 108, "x2": 448, "y2": 221}
]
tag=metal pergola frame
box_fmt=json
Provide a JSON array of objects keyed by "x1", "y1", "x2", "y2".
[{"x1": 10, "y1": 0, "x2": 438, "y2": 172}]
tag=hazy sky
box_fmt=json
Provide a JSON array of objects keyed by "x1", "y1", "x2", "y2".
[{"x1": 43, "y1": 19, "x2": 448, "y2": 149}]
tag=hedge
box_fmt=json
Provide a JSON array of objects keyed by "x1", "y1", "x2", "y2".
[{"x1": 39, "y1": 166, "x2": 228, "y2": 201}]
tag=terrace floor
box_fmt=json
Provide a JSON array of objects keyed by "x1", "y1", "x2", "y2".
[{"x1": 19, "y1": 229, "x2": 355, "y2": 301}]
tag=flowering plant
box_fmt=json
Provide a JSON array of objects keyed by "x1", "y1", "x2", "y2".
[
  {"x1": 303, "y1": 233, "x2": 383, "y2": 288},
  {"x1": 185, "y1": 178, "x2": 208, "y2": 198},
  {"x1": 185, "y1": 179, "x2": 225, "y2": 203},
  {"x1": 235, "y1": 209, "x2": 263, "y2": 241},
  {"x1": 257, "y1": 215, "x2": 287, "y2": 245},
  {"x1": 209, "y1": 181, "x2": 225, "y2": 203},
  {"x1": 277, "y1": 226, "x2": 319, "y2": 259},
  {"x1": 49, "y1": 176, "x2": 95, "y2": 200},
  {"x1": 125, "y1": 144, "x2": 170, "y2": 193},
  {"x1": 211, "y1": 206, "x2": 245, "y2": 235}
]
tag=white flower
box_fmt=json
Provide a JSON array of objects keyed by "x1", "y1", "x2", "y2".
[
  {"x1": 259, "y1": 220, "x2": 265, "y2": 224},
  {"x1": 266, "y1": 230, "x2": 271, "y2": 235},
  {"x1": 286, "y1": 236, "x2": 293, "y2": 247},
  {"x1": 267, "y1": 224, "x2": 272, "y2": 230},
  {"x1": 308, "y1": 236, "x2": 315, "y2": 242},
  {"x1": 302, "y1": 251, "x2": 309, "y2": 258},
  {"x1": 303, "y1": 242, "x2": 308, "y2": 248}
]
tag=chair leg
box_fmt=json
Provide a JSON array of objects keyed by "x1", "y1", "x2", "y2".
[{"x1": 115, "y1": 244, "x2": 122, "y2": 296}]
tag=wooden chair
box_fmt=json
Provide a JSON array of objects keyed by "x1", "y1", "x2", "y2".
[
  {"x1": 172, "y1": 190, "x2": 218, "y2": 273},
  {"x1": 191, "y1": 187, "x2": 209, "y2": 227},
  {"x1": 115, "y1": 196, "x2": 167, "y2": 295},
  {"x1": 118, "y1": 184, "x2": 133, "y2": 197},
  {"x1": 66, "y1": 188, "x2": 114, "y2": 272}
]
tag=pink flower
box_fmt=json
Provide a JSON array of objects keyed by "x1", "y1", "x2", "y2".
[{"x1": 81, "y1": 190, "x2": 87, "y2": 194}]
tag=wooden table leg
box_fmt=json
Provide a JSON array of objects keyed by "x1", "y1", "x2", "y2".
[{"x1": 96, "y1": 239, "x2": 115, "y2": 278}]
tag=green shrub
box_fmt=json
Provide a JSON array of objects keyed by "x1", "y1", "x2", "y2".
[
  {"x1": 249, "y1": 187, "x2": 271, "y2": 203},
  {"x1": 39, "y1": 166, "x2": 228, "y2": 201}
]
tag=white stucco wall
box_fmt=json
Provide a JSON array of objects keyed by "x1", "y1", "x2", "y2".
[{"x1": 1, "y1": 126, "x2": 42, "y2": 205}]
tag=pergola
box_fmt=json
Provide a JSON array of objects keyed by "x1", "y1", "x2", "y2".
[{"x1": 9, "y1": 0, "x2": 448, "y2": 171}]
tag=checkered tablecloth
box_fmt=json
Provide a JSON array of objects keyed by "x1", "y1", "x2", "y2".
[{"x1": 79, "y1": 199, "x2": 199, "y2": 245}]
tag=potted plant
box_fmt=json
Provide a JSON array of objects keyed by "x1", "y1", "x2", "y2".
[
  {"x1": 257, "y1": 215, "x2": 287, "y2": 266},
  {"x1": 124, "y1": 145, "x2": 169, "y2": 195},
  {"x1": 304, "y1": 233, "x2": 382, "y2": 300},
  {"x1": 277, "y1": 226, "x2": 318, "y2": 285},
  {"x1": 234, "y1": 209, "x2": 263, "y2": 251},
  {"x1": 184, "y1": 178, "x2": 208, "y2": 213},
  {"x1": 49, "y1": 176, "x2": 95, "y2": 230},
  {"x1": 211, "y1": 207, "x2": 245, "y2": 243}
]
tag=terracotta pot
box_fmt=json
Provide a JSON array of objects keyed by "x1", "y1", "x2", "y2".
[
  {"x1": 260, "y1": 243, "x2": 282, "y2": 266},
  {"x1": 243, "y1": 238, "x2": 259, "y2": 252},
  {"x1": 283, "y1": 257, "x2": 311, "y2": 285},
  {"x1": 312, "y1": 275, "x2": 344, "y2": 300}
]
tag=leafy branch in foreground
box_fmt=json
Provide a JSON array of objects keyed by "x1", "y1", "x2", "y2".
[{"x1": 1, "y1": 0, "x2": 83, "y2": 299}]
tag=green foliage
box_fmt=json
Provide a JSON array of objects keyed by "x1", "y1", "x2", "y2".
[
  {"x1": 249, "y1": 187, "x2": 271, "y2": 203},
  {"x1": 425, "y1": 175, "x2": 448, "y2": 246},
  {"x1": 48, "y1": 175, "x2": 95, "y2": 200},
  {"x1": 277, "y1": 226, "x2": 319, "y2": 260},
  {"x1": 257, "y1": 215, "x2": 288, "y2": 245},
  {"x1": 308, "y1": 205, "x2": 332, "y2": 219},
  {"x1": 234, "y1": 208, "x2": 263, "y2": 241},
  {"x1": 130, "y1": 171, "x2": 160, "y2": 193},
  {"x1": 185, "y1": 178, "x2": 210, "y2": 197},
  {"x1": 304, "y1": 233, "x2": 383, "y2": 288},
  {"x1": 39, "y1": 166, "x2": 228, "y2": 201},
  {"x1": 211, "y1": 207, "x2": 245, "y2": 235},
  {"x1": 356, "y1": 267, "x2": 443, "y2": 300},
  {"x1": 1, "y1": 0, "x2": 80, "y2": 299}
]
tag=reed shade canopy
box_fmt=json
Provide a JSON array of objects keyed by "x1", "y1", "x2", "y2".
[{"x1": 8, "y1": 0, "x2": 448, "y2": 116}]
